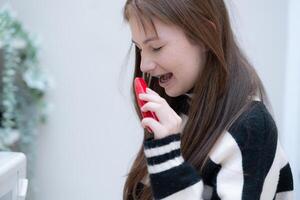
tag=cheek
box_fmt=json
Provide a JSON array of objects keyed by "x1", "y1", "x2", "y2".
[
  {"x1": 162, "y1": 47, "x2": 185, "y2": 67},
  {"x1": 168, "y1": 44, "x2": 198, "y2": 66},
  {"x1": 156, "y1": 48, "x2": 179, "y2": 69},
  {"x1": 158, "y1": 45, "x2": 203, "y2": 78},
  {"x1": 183, "y1": 47, "x2": 205, "y2": 74}
]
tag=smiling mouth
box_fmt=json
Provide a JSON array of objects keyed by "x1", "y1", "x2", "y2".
[
  {"x1": 157, "y1": 73, "x2": 173, "y2": 88},
  {"x1": 159, "y1": 73, "x2": 173, "y2": 83}
]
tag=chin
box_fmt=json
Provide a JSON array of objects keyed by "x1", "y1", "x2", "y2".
[{"x1": 165, "y1": 89, "x2": 181, "y2": 98}]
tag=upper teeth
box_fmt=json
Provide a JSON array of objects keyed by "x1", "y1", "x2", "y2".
[{"x1": 157, "y1": 73, "x2": 170, "y2": 78}]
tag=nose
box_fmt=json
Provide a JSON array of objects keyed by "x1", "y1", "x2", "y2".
[{"x1": 140, "y1": 55, "x2": 156, "y2": 73}]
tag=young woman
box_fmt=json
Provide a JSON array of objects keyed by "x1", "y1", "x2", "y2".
[{"x1": 122, "y1": 0, "x2": 294, "y2": 199}]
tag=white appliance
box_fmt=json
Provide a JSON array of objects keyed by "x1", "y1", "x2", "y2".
[{"x1": 0, "y1": 152, "x2": 28, "y2": 200}]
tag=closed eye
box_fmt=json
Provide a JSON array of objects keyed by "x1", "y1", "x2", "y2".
[
  {"x1": 135, "y1": 45, "x2": 163, "y2": 52},
  {"x1": 152, "y1": 46, "x2": 163, "y2": 52}
]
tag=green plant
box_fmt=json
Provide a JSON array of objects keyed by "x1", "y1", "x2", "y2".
[{"x1": 0, "y1": 6, "x2": 50, "y2": 150}]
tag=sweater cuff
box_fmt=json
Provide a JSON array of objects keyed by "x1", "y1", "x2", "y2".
[{"x1": 144, "y1": 133, "x2": 184, "y2": 174}]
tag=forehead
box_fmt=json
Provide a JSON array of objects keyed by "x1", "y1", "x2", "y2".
[
  {"x1": 129, "y1": 15, "x2": 181, "y2": 44},
  {"x1": 129, "y1": 15, "x2": 159, "y2": 41}
]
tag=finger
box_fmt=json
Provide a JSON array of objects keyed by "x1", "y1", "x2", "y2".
[
  {"x1": 141, "y1": 102, "x2": 160, "y2": 112},
  {"x1": 146, "y1": 88, "x2": 160, "y2": 96},
  {"x1": 141, "y1": 117, "x2": 165, "y2": 137},
  {"x1": 139, "y1": 93, "x2": 162, "y2": 103}
]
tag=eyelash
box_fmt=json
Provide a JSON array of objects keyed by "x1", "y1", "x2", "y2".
[
  {"x1": 136, "y1": 46, "x2": 163, "y2": 52},
  {"x1": 152, "y1": 47, "x2": 162, "y2": 52}
]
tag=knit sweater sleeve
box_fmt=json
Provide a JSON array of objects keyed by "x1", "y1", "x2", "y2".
[{"x1": 143, "y1": 133, "x2": 204, "y2": 200}]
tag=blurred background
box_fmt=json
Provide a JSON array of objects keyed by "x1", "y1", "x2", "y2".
[{"x1": 0, "y1": 0, "x2": 298, "y2": 199}]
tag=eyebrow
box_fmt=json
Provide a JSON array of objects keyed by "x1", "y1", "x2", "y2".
[{"x1": 131, "y1": 36, "x2": 159, "y2": 46}]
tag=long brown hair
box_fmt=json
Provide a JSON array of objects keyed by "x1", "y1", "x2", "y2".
[{"x1": 121, "y1": 0, "x2": 271, "y2": 199}]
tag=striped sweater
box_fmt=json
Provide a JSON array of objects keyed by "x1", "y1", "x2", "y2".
[{"x1": 133, "y1": 95, "x2": 294, "y2": 200}]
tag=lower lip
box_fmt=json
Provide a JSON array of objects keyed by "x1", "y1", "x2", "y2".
[{"x1": 159, "y1": 74, "x2": 173, "y2": 88}]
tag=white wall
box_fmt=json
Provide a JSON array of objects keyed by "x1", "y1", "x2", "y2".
[
  {"x1": 0, "y1": 0, "x2": 297, "y2": 199},
  {"x1": 282, "y1": 0, "x2": 300, "y2": 197},
  {"x1": 0, "y1": 0, "x2": 138, "y2": 199}
]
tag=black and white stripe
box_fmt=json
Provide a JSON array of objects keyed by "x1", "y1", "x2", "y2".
[
  {"x1": 140, "y1": 100, "x2": 294, "y2": 200},
  {"x1": 144, "y1": 134, "x2": 202, "y2": 199}
]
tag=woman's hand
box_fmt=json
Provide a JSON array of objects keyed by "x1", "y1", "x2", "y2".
[{"x1": 139, "y1": 87, "x2": 182, "y2": 139}]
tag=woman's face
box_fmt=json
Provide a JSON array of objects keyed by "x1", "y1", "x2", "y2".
[{"x1": 129, "y1": 15, "x2": 207, "y2": 97}]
